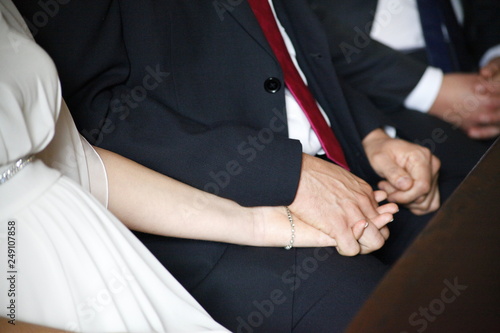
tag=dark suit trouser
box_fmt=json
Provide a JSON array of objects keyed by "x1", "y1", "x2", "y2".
[
  {"x1": 135, "y1": 149, "x2": 472, "y2": 333},
  {"x1": 134, "y1": 232, "x2": 389, "y2": 332}
]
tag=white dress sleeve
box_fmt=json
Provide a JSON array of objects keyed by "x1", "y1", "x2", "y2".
[{"x1": 39, "y1": 101, "x2": 109, "y2": 207}]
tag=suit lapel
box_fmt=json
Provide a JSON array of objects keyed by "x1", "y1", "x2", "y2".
[{"x1": 226, "y1": 0, "x2": 277, "y2": 60}]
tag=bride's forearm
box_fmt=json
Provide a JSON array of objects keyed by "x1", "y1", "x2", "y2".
[
  {"x1": 95, "y1": 147, "x2": 278, "y2": 246},
  {"x1": 94, "y1": 147, "x2": 337, "y2": 248}
]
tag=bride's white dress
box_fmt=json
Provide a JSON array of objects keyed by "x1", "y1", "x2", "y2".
[{"x1": 0, "y1": 1, "x2": 228, "y2": 331}]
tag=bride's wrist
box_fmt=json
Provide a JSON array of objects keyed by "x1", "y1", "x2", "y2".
[{"x1": 251, "y1": 206, "x2": 292, "y2": 247}]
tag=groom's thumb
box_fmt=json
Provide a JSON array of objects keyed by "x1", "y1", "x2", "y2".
[{"x1": 381, "y1": 160, "x2": 413, "y2": 191}]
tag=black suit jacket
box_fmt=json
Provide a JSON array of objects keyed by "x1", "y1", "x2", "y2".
[
  {"x1": 15, "y1": 0, "x2": 384, "y2": 207},
  {"x1": 458, "y1": 0, "x2": 500, "y2": 61},
  {"x1": 306, "y1": 0, "x2": 428, "y2": 111}
]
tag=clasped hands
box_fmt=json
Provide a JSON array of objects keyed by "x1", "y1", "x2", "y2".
[
  {"x1": 430, "y1": 56, "x2": 500, "y2": 139},
  {"x1": 288, "y1": 129, "x2": 440, "y2": 256}
]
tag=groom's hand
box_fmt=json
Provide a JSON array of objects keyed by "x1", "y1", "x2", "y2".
[
  {"x1": 363, "y1": 129, "x2": 441, "y2": 215},
  {"x1": 289, "y1": 153, "x2": 397, "y2": 256}
]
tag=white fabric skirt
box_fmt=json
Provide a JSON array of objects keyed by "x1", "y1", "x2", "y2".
[{"x1": 0, "y1": 159, "x2": 228, "y2": 332}]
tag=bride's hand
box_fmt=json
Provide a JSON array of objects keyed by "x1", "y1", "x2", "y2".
[{"x1": 253, "y1": 200, "x2": 397, "y2": 254}]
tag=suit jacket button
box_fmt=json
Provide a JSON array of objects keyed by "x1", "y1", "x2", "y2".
[{"x1": 264, "y1": 77, "x2": 281, "y2": 93}]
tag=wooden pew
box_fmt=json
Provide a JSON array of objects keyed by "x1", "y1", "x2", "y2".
[{"x1": 346, "y1": 139, "x2": 500, "y2": 333}]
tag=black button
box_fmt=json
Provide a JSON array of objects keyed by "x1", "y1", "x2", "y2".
[{"x1": 264, "y1": 77, "x2": 281, "y2": 93}]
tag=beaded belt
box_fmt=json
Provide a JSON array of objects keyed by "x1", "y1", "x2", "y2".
[{"x1": 0, "y1": 156, "x2": 34, "y2": 185}]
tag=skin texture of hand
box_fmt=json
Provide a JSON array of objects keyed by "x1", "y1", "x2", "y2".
[
  {"x1": 362, "y1": 129, "x2": 441, "y2": 216},
  {"x1": 256, "y1": 194, "x2": 396, "y2": 254},
  {"x1": 288, "y1": 153, "x2": 398, "y2": 256},
  {"x1": 430, "y1": 72, "x2": 500, "y2": 139}
]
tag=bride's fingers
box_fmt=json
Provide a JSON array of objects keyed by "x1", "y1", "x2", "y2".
[
  {"x1": 358, "y1": 222, "x2": 387, "y2": 254},
  {"x1": 351, "y1": 219, "x2": 369, "y2": 241},
  {"x1": 292, "y1": 218, "x2": 338, "y2": 247},
  {"x1": 379, "y1": 225, "x2": 390, "y2": 240}
]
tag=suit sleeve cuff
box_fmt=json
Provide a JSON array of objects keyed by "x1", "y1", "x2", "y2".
[{"x1": 404, "y1": 66, "x2": 443, "y2": 113}]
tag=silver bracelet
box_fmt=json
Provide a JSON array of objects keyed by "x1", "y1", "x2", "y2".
[{"x1": 284, "y1": 206, "x2": 295, "y2": 250}]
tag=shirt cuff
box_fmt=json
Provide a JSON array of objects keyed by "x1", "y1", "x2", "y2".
[
  {"x1": 384, "y1": 126, "x2": 397, "y2": 138},
  {"x1": 404, "y1": 66, "x2": 443, "y2": 113},
  {"x1": 480, "y1": 45, "x2": 500, "y2": 68}
]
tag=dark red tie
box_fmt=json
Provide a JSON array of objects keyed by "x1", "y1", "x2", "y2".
[{"x1": 247, "y1": 0, "x2": 349, "y2": 170}]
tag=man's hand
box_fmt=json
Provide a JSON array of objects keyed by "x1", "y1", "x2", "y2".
[
  {"x1": 289, "y1": 153, "x2": 398, "y2": 256},
  {"x1": 362, "y1": 129, "x2": 441, "y2": 216},
  {"x1": 480, "y1": 56, "x2": 500, "y2": 82},
  {"x1": 430, "y1": 73, "x2": 500, "y2": 139}
]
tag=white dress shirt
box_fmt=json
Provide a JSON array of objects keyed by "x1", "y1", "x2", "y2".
[{"x1": 269, "y1": 0, "x2": 328, "y2": 155}]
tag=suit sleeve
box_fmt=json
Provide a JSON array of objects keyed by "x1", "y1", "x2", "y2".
[
  {"x1": 337, "y1": 78, "x2": 393, "y2": 139},
  {"x1": 463, "y1": 0, "x2": 500, "y2": 62},
  {"x1": 14, "y1": 0, "x2": 303, "y2": 207},
  {"x1": 307, "y1": 0, "x2": 429, "y2": 112}
]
